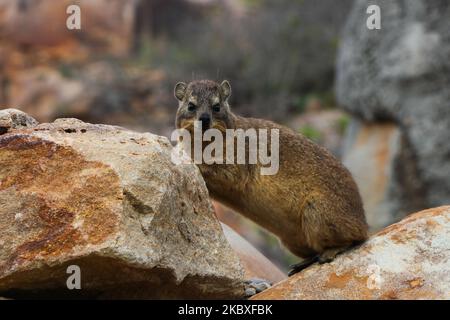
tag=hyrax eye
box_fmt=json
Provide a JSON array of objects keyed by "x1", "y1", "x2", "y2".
[
  {"x1": 187, "y1": 102, "x2": 197, "y2": 112},
  {"x1": 212, "y1": 104, "x2": 221, "y2": 112}
]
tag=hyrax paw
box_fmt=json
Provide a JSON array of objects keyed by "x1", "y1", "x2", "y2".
[
  {"x1": 318, "y1": 246, "x2": 350, "y2": 264},
  {"x1": 288, "y1": 255, "x2": 319, "y2": 276}
]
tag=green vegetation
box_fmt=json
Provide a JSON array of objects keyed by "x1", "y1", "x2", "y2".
[
  {"x1": 58, "y1": 63, "x2": 75, "y2": 79},
  {"x1": 299, "y1": 125, "x2": 322, "y2": 142},
  {"x1": 336, "y1": 114, "x2": 350, "y2": 135}
]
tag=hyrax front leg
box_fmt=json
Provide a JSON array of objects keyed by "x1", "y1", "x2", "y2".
[
  {"x1": 288, "y1": 199, "x2": 367, "y2": 276},
  {"x1": 288, "y1": 246, "x2": 350, "y2": 276},
  {"x1": 288, "y1": 255, "x2": 319, "y2": 276}
]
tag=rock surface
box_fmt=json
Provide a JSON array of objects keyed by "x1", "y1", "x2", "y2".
[
  {"x1": 342, "y1": 120, "x2": 426, "y2": 230},
  {"x1": 336, "y1": 0, "x2": 450, "y2": 218},
  {"x1": 0, "y1": 108, "x2": 38, "y2": 134},
  {"x1": 252, "y1": 206, "x2": 450, "y2": 300},
  {"x1": 0, "y1": 114, "x2": 246, "y2": 299}
]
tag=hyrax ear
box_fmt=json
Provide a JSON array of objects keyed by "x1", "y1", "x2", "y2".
[
  {"x1": 220, "y1": 80, "x2": 231, "y2": 101},
  {"x1": 174, "y1": 82, "x2": 187, "y2": 101}
]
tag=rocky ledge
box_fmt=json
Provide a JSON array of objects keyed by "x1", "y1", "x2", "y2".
[
  {"x1": 253, "y1": 206, "x2": 450, "y2": 300},
  {"x1": 0, "y1": 109, "x2": 448, "y2": 300},
  {"x1": 0, "y1": 109, "x2": 287, "y2": 299}
]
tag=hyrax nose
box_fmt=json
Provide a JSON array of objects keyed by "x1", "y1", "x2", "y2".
[{"x1": 199, "y1": 113, "x2": 211, "y2": 128}]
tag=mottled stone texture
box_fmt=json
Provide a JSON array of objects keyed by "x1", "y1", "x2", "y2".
[
  {"x1": 0, "y1": 108, "x2": 38, "y2": 133},
  {"x1": 336, "y1": 0, "x2": 450, "y2": 226},
  {"x1": 253, "y1": 206, "x2": 450, "y2": 300},
  {"x1": 0, "y1": 115, "x2": 245, "y2": 299}
]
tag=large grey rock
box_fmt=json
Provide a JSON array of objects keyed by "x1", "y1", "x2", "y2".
[
  {"x1": 336, "y1": 0, "x2": 450, "y2": 216},
  {"x1": 0, "y1": 114, "x2": 245, "y2": 299}
]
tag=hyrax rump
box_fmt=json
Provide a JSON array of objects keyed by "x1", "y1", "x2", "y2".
[{"x1": 174, "y1": 80, "x2": 368, "y2": 274}]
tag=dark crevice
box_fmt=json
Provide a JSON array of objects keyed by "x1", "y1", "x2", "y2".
[
  {"x1": 391, "y1": 131, "x2": 428, "y2": 218},
  {"x1": 123, "y1": 189, "x2": 155, "y2": 215}
]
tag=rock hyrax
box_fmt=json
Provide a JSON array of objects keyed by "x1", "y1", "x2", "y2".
[{"x1": 174, "y1": 80, "x2": 368, "y2": 274}]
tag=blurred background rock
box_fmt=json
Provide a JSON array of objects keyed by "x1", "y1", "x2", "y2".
[
  {"x1": 338, "y1": 0, "x2": 450, "y2": 231},
  {"x1": 0, "y1": 0, "x2": 448, "y2": 272}
]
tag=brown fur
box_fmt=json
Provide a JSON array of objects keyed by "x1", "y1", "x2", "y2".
[{"x1": 174, "y1": 80, "x2": 368, "y2": 268}]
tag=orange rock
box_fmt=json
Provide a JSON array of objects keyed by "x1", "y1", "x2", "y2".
[
  {"x1": 342, "y1": 121, "x2": 402, "y2": 230},
  {"x1": 0, "y1": 115, "x2": 245, "y2": 299},
  {"x1": 252, "y1": 206, "x2": 450, "y2": 300}
]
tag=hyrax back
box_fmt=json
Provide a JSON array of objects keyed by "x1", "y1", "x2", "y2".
[{"x1": 174, "y1": 80, "x2": 368, "y2": 271}]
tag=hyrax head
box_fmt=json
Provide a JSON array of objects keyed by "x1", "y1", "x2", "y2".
[{"x1": 174, "y1": 80, "x2": 233, "y2": 132}]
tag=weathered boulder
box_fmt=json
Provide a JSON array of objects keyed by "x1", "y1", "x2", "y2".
[
  {"x1": 0, "y1": 114, "x2": 246, "y2": 299},
  {"x1": 0, "y1": 108, "x2": 38, "y2": 134},
  {"x1": 253, "y1": 206, "x2": 450, "y2": 300},
  {"x1": 336, "y1": 0, "x2": 450, "y2": 227}
]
